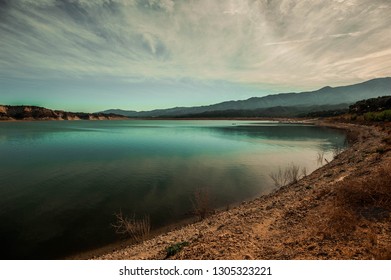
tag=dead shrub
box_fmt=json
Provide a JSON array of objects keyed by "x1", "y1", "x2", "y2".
[
  {"x1": 316, "y1": 151, "x2": 325, "y2": 166},
  {"x1": 269, "y1": 167, "x2": 287, "y2": 188},
  {"x1": 301, "y1": 167, "x2": 308, "y2": 178},
  {"x1": 112, "y1": 211, "x2": 151, "y2": 242},
  {"x1": 269, "y1": 163, "x2": 301, "y2": 188},
  {"x1": 332, "y1": 145, "x2": 344, "y2": 158},
  {"x1": 191, "y1": 188, "x2": 212, "y2": 220},
  {"x1": 286, "y1": 163, "x2": 300, "y2": 184}
]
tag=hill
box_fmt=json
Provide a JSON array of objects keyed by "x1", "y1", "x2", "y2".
[
  {"x1": 349, "y1": 95, "x2": 391, "y2": 114},
  {"x1": 101, "y1": 77, "x2": 391, "y2": 117},
  {"x1": 176, "y1": 104, "x2": 350, "y2": 118},
  {"x1": 0, "y1": 105, "x2": 127, "y2": 121}
]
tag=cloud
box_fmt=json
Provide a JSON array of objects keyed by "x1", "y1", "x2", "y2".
[
  {"x1": 0, "y1": 0, "x2": 390, "y2": 89},
  {"x1": 16, "y1": 0, "x2": 57, "y2": 6}
]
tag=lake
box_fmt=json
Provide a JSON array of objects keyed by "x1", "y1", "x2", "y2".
[{"x1": 0, "y1": 120, "x2": 346, "y2": 259}]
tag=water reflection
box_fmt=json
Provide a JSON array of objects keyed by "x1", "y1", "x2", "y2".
[{"x1": 0, "y1": 120, "x2": 346, "y2": 259}]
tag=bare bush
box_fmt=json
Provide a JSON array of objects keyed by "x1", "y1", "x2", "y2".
[
  {"x1": 316, "y1": 151, "x2": 325, "y2": 166},
  {"x1": 269, "y1": 167, "x2": 288, "y2": 188},
  {"x1": 112, "y1": 211, "x2": 150, "y2": 242},
  {"x1": 301, "y1": 167, "x2": 308, "y2": 178},
  {"x1": 191, "y1": 188, "x2": 211, "y2": 220},
  {"x1": 269, "y1": 163, "x2": 301, "y2": 188},
  {"x1": 332, "y1": 145, "x2": 344, "y2": 158},
  {"x1": 286, "y1": 163, "x2": 300, "y2": 184}
]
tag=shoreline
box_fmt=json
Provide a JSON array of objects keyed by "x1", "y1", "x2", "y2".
[
  {"x1": 0, "y1": 116, "x2": 315, "y2": 122},
  {"x1": 0, "y1": 117, "x2": 129, "y2": 122},
  {"x1": 85, "y1": 120, "x2": 391, "y2": 260}
]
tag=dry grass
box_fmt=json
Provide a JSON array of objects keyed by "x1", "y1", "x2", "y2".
[
  {"x1": 336, "y1": 164, "x2": 391, "y2": 215},
  {"x1": 318, "y1": 205, "x2": 358, "y2": 240},
  {"x1": 316, "y1": 162, "x2": 391, "y2": 258},
  {"x1": 112, "y1": 211, "x2": 151, "y2": 242},
  {"x1": 373, "y1": 244, "x2": 391, "y2": 260},
  {"x1": 344, "y1": 128, "x2": 360, "y2": 144}
]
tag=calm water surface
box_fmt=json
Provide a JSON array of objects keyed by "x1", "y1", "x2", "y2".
[{"x1": 0, "y1": 120, "x2": 346, "y2": 259}]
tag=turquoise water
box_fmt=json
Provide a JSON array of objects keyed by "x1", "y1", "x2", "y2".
[{"x1": 0, "y1": 120, "x2": 346, "y2": 259}]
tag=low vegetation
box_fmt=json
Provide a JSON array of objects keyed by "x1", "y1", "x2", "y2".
[
  {"x1": 332, "y1": 145, "x2": 344, "y2": 158},
  {"x1": 336, "y1": 165, "x2": 391, "y2": 216},
  {"x1": 319, "y1": 162, "x2": 391, "y2": 258},
  {"x1": 336, "y1": 96, "x2": 391, "y2": 123},
  {"x1": 363, "y1": 110, "x2": 391, "y2": 122},
  {"x1": 191, "y1": 188, "x2": 212, "y2": 220},
  {"x1": 316, "y1": 146, "x2": 343, "y2": 166},
  {"x1": 316, "y1": 151, "x2": 326, "y2": 166},
  {"x1": 349, "y1": 96, "x2": 391, "y2": 115},
  {"x1": 165, "y1": 242, "x2": 189, "y2": 259},
  {"x1": 112, "y1": 211, "x2": 151, "y2": 243},
  {"x1": 269, "y1": 163, "x2": 301, "y2": 188}
]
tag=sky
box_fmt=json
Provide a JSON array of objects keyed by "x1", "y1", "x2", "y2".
[{"x1": 0, "y1": 0, "x2": 390, "y2": 112}]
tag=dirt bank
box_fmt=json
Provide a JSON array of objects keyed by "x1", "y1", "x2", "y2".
[{"x1": 92, "y1": 121, "x2": 391, "y2": 260}]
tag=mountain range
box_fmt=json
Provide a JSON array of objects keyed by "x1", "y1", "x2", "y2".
[{"x1": 101, "y1": 77, "x2": 391, "y2": 118}]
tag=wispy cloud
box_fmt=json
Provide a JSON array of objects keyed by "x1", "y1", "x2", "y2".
[{"x1": 0, "y1": 0, "x2": 390, "y2": 89}]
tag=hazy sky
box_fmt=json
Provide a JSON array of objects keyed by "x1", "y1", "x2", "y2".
[{"x1": 1, "y1": 0, "x2": 390, "y2": 112}]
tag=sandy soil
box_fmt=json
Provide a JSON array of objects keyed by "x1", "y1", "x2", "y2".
[{"x1": 91, "y1": 120, "x2": 391, "y2": 260}]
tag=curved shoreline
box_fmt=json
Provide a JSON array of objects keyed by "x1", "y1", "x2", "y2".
[{"x1": 87, "y1": 120, "x2": 390, "y2": 260}]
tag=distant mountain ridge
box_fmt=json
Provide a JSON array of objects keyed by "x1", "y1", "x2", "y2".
[
  {"x1": 0, "y1": 105, "x2": 127, "y2": 121},
  {"x1": 101, "y1": 77, "x2": 391, "y2": 117},
  {"x1": 176, "y1": 103, "x2": 350, "y2": 118}
]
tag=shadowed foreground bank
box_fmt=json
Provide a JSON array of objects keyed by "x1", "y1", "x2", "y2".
[{"x1": 90, "y1": 121, "x2": 391, "y2": 260}]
